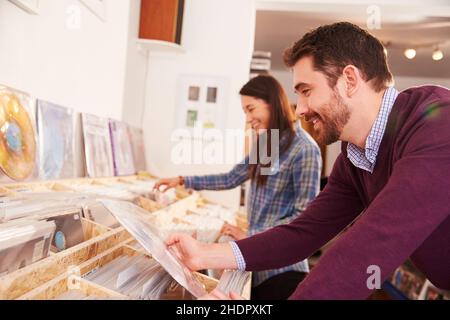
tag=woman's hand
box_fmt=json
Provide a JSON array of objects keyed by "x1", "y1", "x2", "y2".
[
  {"x1": 154, "y1": 177, "x2": 182, "y2": 192},
  {"x1": 221, "y1": 222, "x2": 247, "y2": 240}
]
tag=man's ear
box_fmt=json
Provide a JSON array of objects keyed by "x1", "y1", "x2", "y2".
[{"x1": 342, "y1": 65, "x2": 360, "y2": 97}]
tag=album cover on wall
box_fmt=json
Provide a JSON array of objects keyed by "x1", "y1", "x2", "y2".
[
  {"x1": 128, "y1": 126, "x2": 146, "y2": 172},
  {"x1": 37, "y1": 100, "x2": 76, "y2": 180},
  {"x1": 109, "y1": 120, "x2": 135, "y2": 176},
  {"x1": 0, "y1": 85, "x2": 38, "y2": 182},
  {"x1": 81, "y1": 113, "x2": 114, "y2": 177}
]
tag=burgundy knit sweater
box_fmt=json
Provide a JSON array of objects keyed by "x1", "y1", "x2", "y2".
[{"x1": 236, "y1": 85, "x2": 450, "y2": 299}]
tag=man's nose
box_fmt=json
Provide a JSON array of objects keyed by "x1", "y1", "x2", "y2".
[{"x1": 295, "y1": 100, "x2": 308, "y2": 118}]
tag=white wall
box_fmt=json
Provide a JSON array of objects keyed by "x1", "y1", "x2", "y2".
[
  {"x1": 121, "y1": 0, "x2": 148, "y2": 128},
  {"x1": 0, "y1": 0, "x2": 146, "y2": 179},
  {"x1": 0, "y1": 0, "x2": 132, "y2": 119},
  {"x1": 142, "y1": 0, "x2": 256, "y2": 209}
]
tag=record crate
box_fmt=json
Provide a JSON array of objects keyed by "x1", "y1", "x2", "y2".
[
  {"x1": 15, "y1": 240, "x2": 232, "y2": 300},
  {"x1": 0, "y1": 174, "x2": 251, "y2": 300},
  {"x1": 0, "y1": 220, "x2": 130, "y2": 299}
]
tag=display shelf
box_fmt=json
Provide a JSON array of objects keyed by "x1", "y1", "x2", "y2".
[{"x1": 137, "y1": 39, "x2": 185, "y2": 54}]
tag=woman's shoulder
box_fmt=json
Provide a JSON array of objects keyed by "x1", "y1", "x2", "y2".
[{"x1": 292, "y1": 123, "x2": 320, "y2": 153}]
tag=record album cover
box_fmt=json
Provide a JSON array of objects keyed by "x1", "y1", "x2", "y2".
[
  {"x1": 37, "y1": 100, "x2": 76, "y2": 180},
  {"x1": 128, "y1": 126, "x2": 146, "y2": 173},
  {"x1": 109, "y1": 120, "x2": 135, "y2": 176},
  {"x1": 0, "y1": 85, "x2": 38, "y2": 182},
  {"x1": 46, "y1": 211, "x2": 85, "y2": 252},
  {"x1": 81, "y1": 113, "x2": 114, "y2": 177}
]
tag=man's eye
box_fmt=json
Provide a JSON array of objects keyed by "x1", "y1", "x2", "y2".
[{"x1": 302, "y1": 89, "x2": 310, "y2": 95}]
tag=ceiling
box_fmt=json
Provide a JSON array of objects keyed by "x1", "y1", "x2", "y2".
[{"x1": 254, "y1": 1, "x2": 450, "y2": 78}]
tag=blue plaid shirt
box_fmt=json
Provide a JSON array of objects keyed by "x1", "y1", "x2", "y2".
[
  {"x1": 347, "y1": 87, "x2": 399, "y2": 172},
  {"x1": 184, "y1": 122, "x2": 322, "y2": 287}
]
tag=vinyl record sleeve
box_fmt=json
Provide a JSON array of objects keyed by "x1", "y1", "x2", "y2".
[
  {"x1": 109, "y1": 120, "x2": 135, "y2": 176},
  {"x1": 128, "y1": 126, "x2": 146, "y2": 172},
  {"x1": 100, "y1": 199, "x2": 208, "y2": 298},
  {"x1": 37, "y1": 100, "x2": 76, "y2": 180},
  {"x1": 81, "y1": 113, "x2": 114, "y2": 177}
]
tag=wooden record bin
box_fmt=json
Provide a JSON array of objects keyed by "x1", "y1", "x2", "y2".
[
  {"x1": 0, "y1": 174, "x2": 251, "y2": 300},
  {"x1": 16, "y1": 241, "x2": 219, "y2": 300}
]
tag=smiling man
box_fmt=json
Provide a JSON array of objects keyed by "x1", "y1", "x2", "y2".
[{"x1": 166, "y1": 22, "x2": 450, "y2": 299}]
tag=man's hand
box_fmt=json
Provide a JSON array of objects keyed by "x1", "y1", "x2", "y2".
[
  {"x1": 165, "y1": 233, "x2": 239, "y2": 271},
  {"x1": 199, "y1": 288, "x2": 246, "y2": 300},
  {"x1": 154, "y1": 177, "x2": 182, "y2": 192},
  {"x1": 221, "y1": 222, "x2": 246, "y2": 240},
  {"x1": 165, "y1": 233, "x2": 207, "y2": 271}
]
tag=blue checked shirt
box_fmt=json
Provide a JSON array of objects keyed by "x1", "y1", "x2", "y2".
[
  {"x1": 184, "y1": 122, "x2": 322, "y2": 287},
  {"x1": 347, "y1": 87, "x2": 399, "y2": 172}
]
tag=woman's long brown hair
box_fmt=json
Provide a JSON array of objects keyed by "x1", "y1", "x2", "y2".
[{"x1": 239, "y1": 75, "x2": 296, "y2": 186}]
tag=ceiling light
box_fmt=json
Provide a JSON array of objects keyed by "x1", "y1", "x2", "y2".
[
  {"x1": 404, "y1": 48, "x2": 416, "y2": 59},
  {"x1": 432, "y1": 48, "x2": 443, "y2": 61}
]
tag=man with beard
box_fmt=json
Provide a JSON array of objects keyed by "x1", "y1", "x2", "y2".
[{"x1": 165, "y1": 22, "x2": 450, "y2": 299}]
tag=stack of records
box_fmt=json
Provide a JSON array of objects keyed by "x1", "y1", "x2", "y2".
[
  {"x1": 84, "y1": 255, "x2": 178, "y2": 300},
  {"x1": 188, "y1": 203, "x2": 237, "y2": 225},
  {"x1": 64, "y1": 183, "x2": 138, "y2": 202},
  {"x1": 0, "y1": 191, "x2": 89, "y2": 222},
  {"x1": 0, "y1": 219, "x2": 55, "y2": 275},
  {"x1": 99, "y1": 199, "x2": 208, "y2": 298},
  {"x1": 217, "y1": 270, "x2": 251, "y2": 296}
]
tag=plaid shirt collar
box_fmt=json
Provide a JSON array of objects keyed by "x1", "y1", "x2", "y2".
[{"x1": 347, "y1": 87, "x2": 399, "y2": 173}]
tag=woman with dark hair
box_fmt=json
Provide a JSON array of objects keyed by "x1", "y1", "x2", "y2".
[{"x1": 154, "y1": 74, "x2": 322, "y2": 300}]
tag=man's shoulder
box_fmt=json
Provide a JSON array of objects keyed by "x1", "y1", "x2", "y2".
[{"x1": 397, "y1": 85, "x2": 450, "y2": 108}]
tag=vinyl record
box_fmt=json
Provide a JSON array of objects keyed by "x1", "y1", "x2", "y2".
[{"x1": 0, "y1": 87, "x2": 36, "y2": 181}]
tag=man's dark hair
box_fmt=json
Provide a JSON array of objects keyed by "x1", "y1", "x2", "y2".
[{"x1": 283, "y1": 22, "x2": 393, "y2": 92}]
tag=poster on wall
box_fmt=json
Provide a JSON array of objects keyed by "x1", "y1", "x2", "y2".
[{"x1": 175, "y1": 75, "x2": 229, "y2": 140}]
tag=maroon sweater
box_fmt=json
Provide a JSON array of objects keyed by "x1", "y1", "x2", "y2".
[{"x1": 236, "y1": 85, "x2": 450, "y2": 299}]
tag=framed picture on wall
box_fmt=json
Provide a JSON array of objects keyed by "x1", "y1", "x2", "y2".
[
  {"x1": 8, "y1": 0, "x2": 40, "y2": 14},
  {"x1": 79, "y1": 0, "x2": 106, "y2": 21},
  {"x1": 175, "y1": 74, "x2": 229, "y2": 139}
]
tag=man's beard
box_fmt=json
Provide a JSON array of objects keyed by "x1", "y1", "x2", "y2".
[{"x1": 305, "y1": 91, "x2": 351, "y2": 145}]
